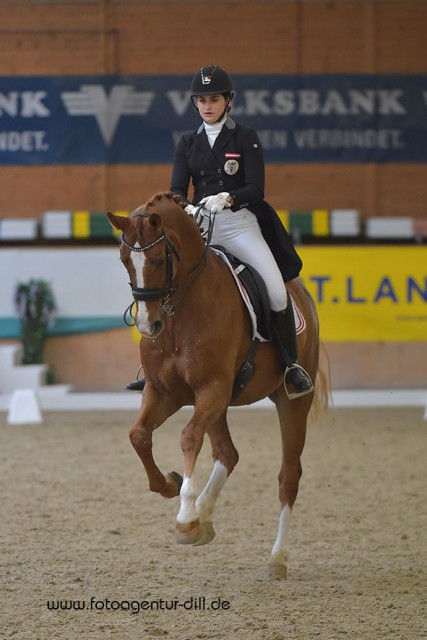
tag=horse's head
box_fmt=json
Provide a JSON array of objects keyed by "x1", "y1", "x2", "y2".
[{"x1": 108, "y1": 192, "x2": 205, "y2": 337}]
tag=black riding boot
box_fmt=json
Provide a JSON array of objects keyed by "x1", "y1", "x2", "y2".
[
  {"x1": 270, "y1": 307, "x2": 314, "y2": 399},
  {"x1": 126, "y1": 366, "x2": 145, "y2": 392}
]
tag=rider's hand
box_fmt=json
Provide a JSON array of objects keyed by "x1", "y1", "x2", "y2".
[
  {"x1": 185, "y1": 204, "x2": 200, "y2": 216},
  {"x1": 199, "y1": 192, "x2": 232, "y2": 214}
]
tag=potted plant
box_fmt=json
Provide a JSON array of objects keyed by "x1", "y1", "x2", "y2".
[{"x1": 14, "y1": 279, "x2": 57, "y2": 366}]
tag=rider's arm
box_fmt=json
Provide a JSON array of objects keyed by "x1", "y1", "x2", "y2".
[
  {"x1": 170, "y1": 135, "x2": 191, "y2": 204},
  {"x1": 228, "y1": 128, "x2": 265, "y2": 211}
]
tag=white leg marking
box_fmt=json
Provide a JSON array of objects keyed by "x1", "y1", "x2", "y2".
[
  {"x1": 195, "y1": 461, "x2": 228, "y2": 523},
  {"x1": 176, "y1": 476, "x2": 198, "y2": 524},
  {"x1": 271, "y1": 504, "x2": 292, "y2": 561},
  {"x1": 130, "y1": 250, "x2": 150, "y2": 334}
]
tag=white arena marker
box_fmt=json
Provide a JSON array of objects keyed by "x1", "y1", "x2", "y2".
[{"x1": 7, "y1": 389, "x2": 43, "y2": 425}]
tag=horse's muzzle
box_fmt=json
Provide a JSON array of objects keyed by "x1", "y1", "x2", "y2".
[{"x1": 135, "y1": 313, "x2": 165, "y2": 337}]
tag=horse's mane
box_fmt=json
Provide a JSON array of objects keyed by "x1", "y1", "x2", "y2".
[
  {"x1": 141, "y1": 191, "x2": 204, "y2": 240},
  {"x1": 142, "y1": 191, "x2": 186, "y2": 211}
]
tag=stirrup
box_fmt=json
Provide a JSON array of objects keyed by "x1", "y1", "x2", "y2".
[{"x1": 284, "y1": 364, "x2": 314, "y2": 400}]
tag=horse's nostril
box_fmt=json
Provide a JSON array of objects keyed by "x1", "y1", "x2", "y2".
[{"x1": 150, "y1": 320, "x2": 164, "y2": 336}]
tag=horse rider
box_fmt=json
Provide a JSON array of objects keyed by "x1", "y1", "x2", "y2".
[{"x1": 127, "y1": 65, "x2": 313, "y2": 399}]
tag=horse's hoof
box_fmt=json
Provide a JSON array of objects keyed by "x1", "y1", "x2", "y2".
[
  {"x1": 193, "y1": 521, "x2": 216, "y2": 546},
  {"x1": 264, "y1": 551, "x2": 288, "y2": 580},
  {"x1": 165, "y1": 471, "x2": 183, "y2": 496},
  {"x1": 264, "y1": 562, "x2": 287, "y2": 580},
  {"x1": 174, "y1": 520, "x2": 202, "y2": 545}
]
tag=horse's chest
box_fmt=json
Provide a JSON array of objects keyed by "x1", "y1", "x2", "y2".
[{"x1": 143, "y1": 339, "x2": 184, "y2": 377}]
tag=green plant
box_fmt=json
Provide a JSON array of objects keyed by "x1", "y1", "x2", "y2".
[{"x1": 14, "y1": 279, "x2": 57, "y2": 365}]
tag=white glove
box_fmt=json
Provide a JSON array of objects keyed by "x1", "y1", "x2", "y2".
[
  {"x1": 185, "y1": 204, "x2": 200, "y2": 216},
  {"x1": 199, "y1": 192, "x2": 232, "y2": 214}
]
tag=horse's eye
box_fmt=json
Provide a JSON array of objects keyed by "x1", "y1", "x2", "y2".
[{"x1": 150, "y1": 257, "x2": 165, "y2": 268}]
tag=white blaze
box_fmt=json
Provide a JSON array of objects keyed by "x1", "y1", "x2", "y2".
[{"x1": 130, "y1": 249, "x2": 150, "y2": 334}]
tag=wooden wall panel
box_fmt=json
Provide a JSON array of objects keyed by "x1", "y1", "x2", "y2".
[
  {"x1": 0, "y1": 1, "x2": 426, "y2": 219},
  {"x1": 299, "y1": 2, "x2": 370, "y2": 72},
  {"x1": 0, "y1": 3, "x2": 106, "y2": 74},
  {"x1": 2, "y1": 163, "x2": 427, "y2": 219},
  {"x1": 376, "y1": 2, "x2": 427, "y2": 73},
  {"x1": 109, "y1": 3, "x2": 299, "y2": 74}
]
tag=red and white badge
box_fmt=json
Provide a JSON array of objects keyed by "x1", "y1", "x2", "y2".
[{"x1": 224, "y1": 152, "x2": 240, "y2": 175}]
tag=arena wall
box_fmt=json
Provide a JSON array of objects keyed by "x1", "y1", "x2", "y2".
[
  {"x1": 1, "y1": 1, "x2": 425, "y2": 391},
  {"x1": 0, "y1": 0, "x2": 427, "y2": 217}
]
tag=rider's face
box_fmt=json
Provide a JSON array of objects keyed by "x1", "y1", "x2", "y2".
[{"x1": 197, "y1": 94, "x2": 227, "y2": 123}]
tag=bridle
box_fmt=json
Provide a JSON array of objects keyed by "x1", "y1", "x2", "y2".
[{"x1": 121, "y1": 210, "x2": 209, "y2": 324}]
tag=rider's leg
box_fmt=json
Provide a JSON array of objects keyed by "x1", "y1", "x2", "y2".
[
  {"x1": 126, "y1": 378, "x2": 145, "y2": 392},
  {"x1": 270, "y1": 307, "x2": 314, "y2": 399},
  {"x1": 126, "y1": 365, "x2": 145, "y2": 392},
  {"x1": 210, "y1": 208, "x2": 288, "y2": 311},
  {"x1": 212, "y1": 209, "x2": 313, "y2": 399}
]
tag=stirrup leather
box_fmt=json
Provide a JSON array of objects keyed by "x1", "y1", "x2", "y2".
[{"x1": 284, "y1": 363, "x2": 314, "y2": 400}]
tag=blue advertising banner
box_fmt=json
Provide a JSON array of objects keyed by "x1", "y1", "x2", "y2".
[{"x1": 0, "y1": 74, "x2": 426, "y2": 165}]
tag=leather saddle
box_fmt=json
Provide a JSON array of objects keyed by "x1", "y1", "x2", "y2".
[{"x1": 211, "y1": 245, "x2": 271, "y2": 340}]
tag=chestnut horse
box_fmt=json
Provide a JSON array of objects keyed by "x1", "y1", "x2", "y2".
[{"x1": 107, "y1": 192, "x2": 329, "y2": 579}]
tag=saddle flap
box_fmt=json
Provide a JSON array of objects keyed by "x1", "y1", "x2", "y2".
[{"x1": 211, "y1": 245, "x2": 271, "y2": 340}]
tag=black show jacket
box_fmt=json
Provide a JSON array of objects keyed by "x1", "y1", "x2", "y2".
[{"x1": 170, "y1": 117, "x2": 302, "y2": 282}]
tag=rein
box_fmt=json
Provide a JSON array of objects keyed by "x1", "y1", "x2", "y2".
[{"x1": 122, "y1": 210, "x2": 209, "y2": 323}]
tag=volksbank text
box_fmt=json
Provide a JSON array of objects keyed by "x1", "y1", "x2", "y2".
[{"x1": 47, "y1": 596, "x2": 230, "y2": 614}]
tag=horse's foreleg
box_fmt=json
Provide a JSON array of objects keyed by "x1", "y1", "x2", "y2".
[
  {"x1": 129, "y1": 392, "x2": 181, "y2": 499},
  {"x1": 174, "y1": 418, "x2": 206, "y2": 544},
  {"x1": 175, "y1": 386, "x2": 231, "y2": 545},
  {"x1": 192, "y1": 415, "x2": 239, "y2": 545},
  {"x1": 267, "y1": 388, "x2": 311, "y2": 579}
]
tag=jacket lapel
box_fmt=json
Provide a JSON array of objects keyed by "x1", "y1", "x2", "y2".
[
  {"x1": 194, "y1": 126, "x2": 217, "y2": 163},
  {"x1": 212, "y1": 119, "x2": 237, "y2": 163},
  {"x1": 194, "y1": 118, "x2": 237, "y2": 167}
]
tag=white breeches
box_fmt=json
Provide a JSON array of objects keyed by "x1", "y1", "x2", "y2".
[{"x1": 208, "y1": 207, "x2": 288, "y2": 311}]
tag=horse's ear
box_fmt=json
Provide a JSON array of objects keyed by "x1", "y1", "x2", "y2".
[
  {"x1": 148, "y1": 212, "x2": 162, "y2": 229},
  {"x1": 107, "y1": 212, "x2": 128, "y2": 231}
]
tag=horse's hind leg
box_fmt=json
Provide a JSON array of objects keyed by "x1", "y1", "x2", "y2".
[{"x1": 267, "y1": 387, "x2": 312, "y2": 579}]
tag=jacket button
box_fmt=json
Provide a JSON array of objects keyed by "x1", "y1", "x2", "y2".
[
  {"x1": 201, "y1": 171, "x2": 205, "y2": 175},
  {"x1": 202, "y1": 181, "x2": 207, "y2": 186},
  {"x1": 219, "y1": 181, "x2": 224, "y2": 186},
  {"x1": 217, "y1": 169, "x2": 222, "y2": 173}
]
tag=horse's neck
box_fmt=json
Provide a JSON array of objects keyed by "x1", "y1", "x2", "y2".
[
  {"x1": 166, "y1": 212, "x2": 206, "y2": 267},
  {"x1": 151, "y1": 201, "x2": 206, "y2": 271},
  {"x1": 179, "y1": 233, "x2": 206, "y2": 276}
]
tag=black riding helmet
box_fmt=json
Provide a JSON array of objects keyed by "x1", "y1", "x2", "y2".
[{"x1": 191, "y1": 65, "x2": 234, "y2": 122}]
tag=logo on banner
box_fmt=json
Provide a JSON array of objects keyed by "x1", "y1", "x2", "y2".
[{"x1": 60, "y1": 85, "x2": 154, "y2": 145}]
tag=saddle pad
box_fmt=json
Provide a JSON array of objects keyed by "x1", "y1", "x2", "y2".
[{"x1": 212, "y1": 248, "x2": 306, "y2": 341}]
